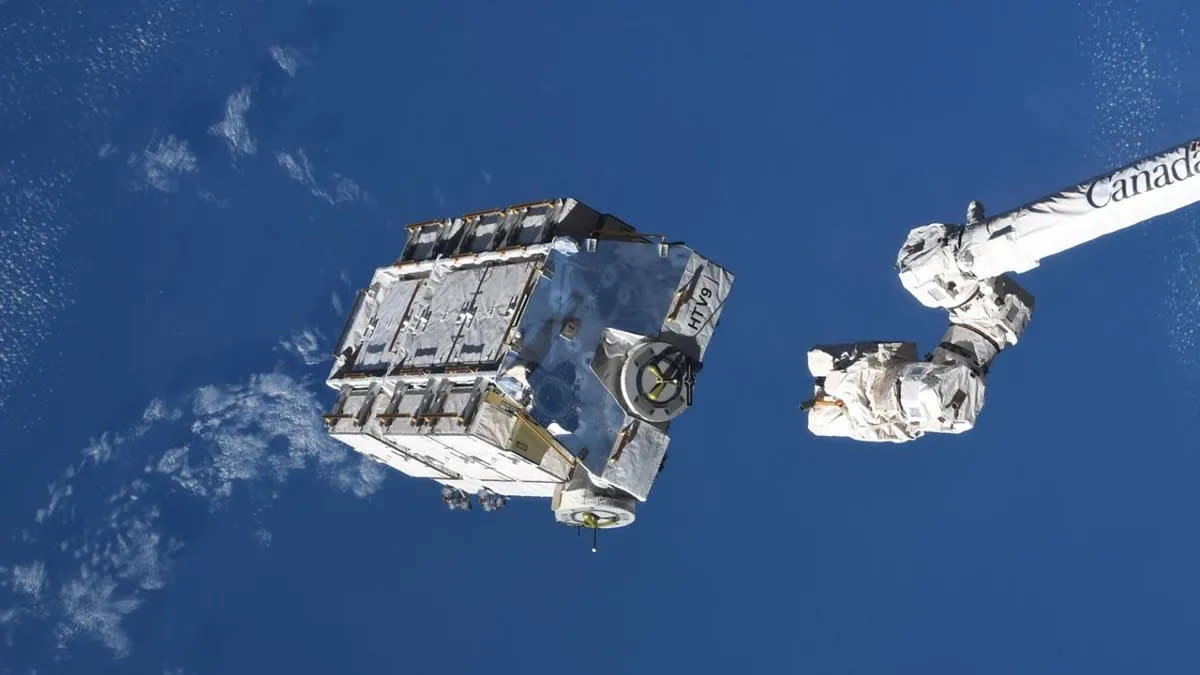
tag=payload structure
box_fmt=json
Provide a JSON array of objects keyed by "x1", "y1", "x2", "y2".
[
  {"x1": 806, "y1": 137, "x2": 1200, "y2": 442},
  {"x1": 324, "y1": 198, "x2": 733, "y2": 528}
]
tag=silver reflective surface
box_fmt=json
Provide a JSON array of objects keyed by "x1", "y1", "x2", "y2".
[{"x1": 503, "y1": 237, "x2": 692, "y2": 481}]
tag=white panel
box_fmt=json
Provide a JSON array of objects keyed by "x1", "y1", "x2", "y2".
[
  {"x1": 439, "y1": 479, "x2": 557, "y2": 498},
  {"x1": 446, "y1": 261, "x2": 534, "y2": 366},
  {"x1": 452, "y1": 435, "x2": 561, "y2": 483},
  {"x1": 356, "y1": 277, "x2": 423, "y2": 370},
  {"x1": 437, "y1": 478, "x2": 484, "y2": 494},
  {"x1": 660, "y1": 253, "x2": 735, "y2": 360},
  {"x1": 387, "y1": 432, "x2": 512, "y2": 482},
  {"x1": 401, "y1": 262, "x2": 535, "y2": 370},
  {"x1": 331, "y1": 432, "x2": 448, "y2": 479}
]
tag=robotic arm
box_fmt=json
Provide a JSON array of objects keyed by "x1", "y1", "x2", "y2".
[{"x1": 807, "y1": 137, "x2": 1200, "y2": 442}]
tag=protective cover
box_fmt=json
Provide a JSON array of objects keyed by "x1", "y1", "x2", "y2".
[
  {"x1": 807, "y1": 342, "x2": 984, "y2": 442},
  {"x1": 807, "y1": 343, "x2": 918, "y2": 443},
  {"x1": 808, "y1": 342, "x2": 917, "y2": 377},
  {"x1": 895, "y1": 361, "x2": 983, "y2": 434}
]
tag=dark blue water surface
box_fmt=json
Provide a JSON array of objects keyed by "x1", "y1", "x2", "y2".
[{"x1": 6, "y1": 1, "x2": 1200, "y2": 674}]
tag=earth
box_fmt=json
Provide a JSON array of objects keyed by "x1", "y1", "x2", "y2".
[{"x1": 4, "y1": 1, "x2": 1200, "y2": 674}]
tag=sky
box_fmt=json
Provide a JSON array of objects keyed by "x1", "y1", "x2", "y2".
[{"x1": 3, "y1": 0, "x2": 1200, "y2": 673}]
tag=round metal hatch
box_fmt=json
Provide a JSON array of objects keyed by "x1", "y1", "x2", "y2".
[
  {"x1": 553, "y1": 487, "x2": 636, "y2": 529},
  {"x1": 618, "y1": 340, "x2": 693, "y2": 423}
]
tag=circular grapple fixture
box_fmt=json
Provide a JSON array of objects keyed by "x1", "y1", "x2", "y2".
[
  {"x1": 552, "y1": 477, "x2": 637, "y2": 529},
  {"x1": 322, "y1": 197, "x2": 733, "y2": 538},
  {"x1": 620, "y1": 340, "x2": 694, "y2": 424}
]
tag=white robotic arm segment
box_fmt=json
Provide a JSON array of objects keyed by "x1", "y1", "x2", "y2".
[
  {"x1": 897, "y1": 223, "x2": 981, "y2": 310},
  {"x1": 942, "y1": 275, "x2": 1034, "y2": 357},
  {"x1": 805, "y1": 275, "x2": 1033, "y2": 443},
  {"x1": 902, "y1": 138, "x2": 1200, "y2": 298},
  {"x1": 810, "y1": 135, "x2": 1200, "y2": 444},
  {"x1": 963, "y1": 138, "x2": 1200, "y2": 278},
  {"x1": 806, "y1": 342, "x2": 921, "y2": 442},
  {"x1": 805, "y1": 343, "x2": 985, "y2": 443}
]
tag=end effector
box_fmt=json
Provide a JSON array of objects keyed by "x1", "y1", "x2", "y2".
[
  {"x1": 804, "y1": 341, "x2": 984, "y2": 443},
  {"x1": 804, "y1": 200, "x2": 1035, "y2": 443},
  {"x1": 803, "y1": 274, "x2": 1034, "y2": 443}
]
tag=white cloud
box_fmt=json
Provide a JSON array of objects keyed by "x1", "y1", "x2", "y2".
[
  {"x1": 81, "y1": 434, "x2": 117, "y2": 467},
  {"x1": 1081, "y1": 0, "x2": 1166, "y2": 162},
  {"x1": 10, "y1": 563, "x2": 46, "y2": 600},
  {"x1": 279, "y1": 328, "x2": 327, "y2": 366},
  {"x1": 0, "y1": 0, "x2": 218, "y2": 420},
  {"x1": 35, "y1": 481, "x2": 73, "y2": 524},
  {"x1": 56, "y1": 573, "x2": 141, "y2": 658},
  {"x1": 140, "y1": 398, "x2": 181, "y2": 426},
  {"x1": 109, "y1": 510, "x2": 178, "y2": 591},
  {"x1": 130, "y1": 135, "x2": 197, "y2": 193},
  {"x1": 2, "y1": 338, "x2": 385, "y2": 659},
  {"x1": 328, "y1": 457, "x2": 387, "y2": 498},
  {"x1": 269, "y1": 45, "x2": 304, "y2": 77},
  {"x1": 331, "y1": 173, "x2": 364, "y2": 203},
  {"x1": 0, "y1": 169, "x2": 71, "y2": 410},
  {"x1": 196, "y1": 189, "x2": 229, "y2": 208},
  {"x1": 208, "y1": 87, "x2": 256, "y2": 158},
  {"x1": 1081, "y1": 2, "x2": 1200, "y2": 384},
  {"x1": 254, "y1": 528, "x2": 273, "y2": 548},
  {"x1": 277, "y1": 149, "x2": 315, "y2": 186},
  {"x1": 277, "y1": 149, "x2": 367, "y2": 205}
]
